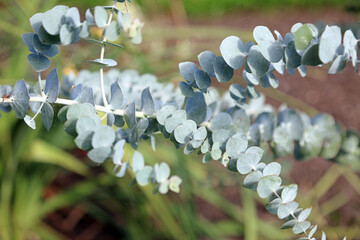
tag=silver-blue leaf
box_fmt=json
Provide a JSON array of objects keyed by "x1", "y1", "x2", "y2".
[
  {"x1": 247, "y1": 45, "x2": 270, "y2": 78},
  {"x1": 110, "y1": 81, "x2": 124, "y2": 110},
  {"x1": 186, "y1": 92, "x2": 207, "y2": 125},
  {"x1": 92, "y1": 125, "x2": 115, "y2": 148},
  {"x1": 10, "y1": 79, "x2": 30, "y2": 119},
  {"x1": 141, "y1": 87, "x2": 155, "y2": 116},
  {"x1": 220, "y1": 36, "x2": 246, "y2": 69},
  {"x1": 198, "y1": 51, "x2": 216, "y2": 77},
  {"x1": 41, "y1": 102, "x2": 54, "y2": 131},
  {"x1": 94, "y1": 6, "x2": 108, "y2": 28},
  {"x1": 257, "y1": 175, "x2": 282, "y2": 199},
  {"x1": 179, "y1": 62, "x2": 198, "y2": 83},
  {"x1": 44, "y1": 68, "x2": 59, "y2": 103},
  {"x1": 214, "y1": 56, "x2": 234, "y2": 82},
  {"x1": 319, "y1": 25, "x2": 341, "y2": 64},
  {"x1": 42, "y1": 5, "x2": 68, "y2": 35},
  {"x1": 88, "y1": 147, "x2": 111, "y2": 164},
  {"x1": 27, "y1": 54, "x2": 50, "y2": 72}
]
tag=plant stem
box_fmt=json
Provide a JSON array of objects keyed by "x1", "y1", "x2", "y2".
[
  {"x1": 181, "y1": 97, "x2": 188, "y2": 110},
  {"x1": 0, "y1": 97, "x2": 146, "y2": 118},
  {"x1": 98, "y1": 1, "x2": 117, "y2": 109},
  {"x1": 38, "y1": 72, "x2": 45, "y2": 98},
  {"x1": 31, "y1": 101, "x2": 45, "y2": 120}
]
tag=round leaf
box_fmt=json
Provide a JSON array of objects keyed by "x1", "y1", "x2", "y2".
[
  {"x1": 105, "y1": 21, "x2": 120, "y2": 41},
  {"x1": 301, "y1": 44, "x2": 322, "y2": 66},
  {"x1": 253, "y1": 26, "x2": 275, "y2": 43},
  {"x1": 24, "y1": 115, "x2": 36, "y2": 129},
  {"x1": 132, "y1": 151, "x2": 145, "y2": 173},
  {"x1": 179, "y1": 81, "x2": 194, "y2": 97},
  {"x1": 174, "y1": 120, "x2": 197, "y2": 144},
  {"x1": 298, "y1": 208, "x2": 312, "y2": 222},
  {"x1": 42, "y1": 5, "x2": 68, "y2": 35},
  {"x1": 247, "y1": 45, "x2": 270, "y2": 77},
  {"x1": 44, "y1": 68, "x2": 59, "y2": 103},
  {"x1": 32, "y1": 34, "x2": 51, "y2": 53},
  {"x1": 169, "y1": 175, "x2": 182, "y2": 193},
  {"x1": 293, "y1": 24, "x2": 317, "y2": 52},
  {"x1": 156, "y1": 105, "x2": 176, "y2": 125},
  {"x1": 258, "y1": 41, "x2": 284, "y2": 63},
  {"x1": 113, "y1": 140, "x2": 126, "y2": 165},
  {"x1": 164, "y1": 110, "x2": 186, "y2": 133},
  {"x1": 281, "y1": 184, "x2": 298, "y2": 203},
  {"x1": 74, "y1": 130, "x2": 94, "y2": 151},
  {"x1": 194, "y1": 69, "x2": 211, "y2": 91},
  {"x1": 214, "y1": 56, "x2": 234, "y2": 82},
  {"x1": 328, "y1": 55, "x2": 346, "y2": 74},
  {"x1": 136, "y1": 166, "x2": 153, "y2": 186},
  {"x1": 66, "y1": 103, "x2": 96, "y2": 120},
  {"x1": 116, "y1": 162, "x2": 129, "y2": 178},
  {"x1": 88, "y1": 147, "x2": 111, "y2": 164},
  {"x1": 186, "y1": 92, "x2": 207, "y2": 125},
  {"x1": 94, "y1": 6, "x2": 108, "y2": 28},
  {"x1": 319, "y1": 25, "x2": 341, "y2": 64},
  {"x1": 198, "y1": 51, "x2": 216, "y2": 77},
  {"x1": 179, "y1": 62, "x2": 198, "y2": 83},
  {"x1": 141, "y1": 87, "x2": 155, "y2": 116},
  {"x1": 92, "y1": 125, "x2": 115, "y2": 148},
  {"x1": 257, "y1": 175, "x2": 282, "y2": 199},
  {"x1": 220, "y1": 36, "x2": 246, "y2": 69},
  {"x1": 263, "y1": 162, "x2": 281, "y2": 176},
  {"x1": 60, "y1": 25, "x2": 74, "y2": 45},
  {"x1": 230, "y1": 83, "x2": 246, "y2": 101},
  {"x1": 277, "y1": 201, "x2": 299, "y2": 219},
  {"x1": 285, "y1": 41, "x2": 301, "y2": 70},
  {"x1": 41, "y1": 102, "x2": 54, "y2": 131},
  {"x1": 155, "y1": 162, "x2": 170, "y2": 183},
  {"x1": 293, "y1": 221, "x2": 311, "y2": 235},
  {"x1": 27, "y1": 54, "x2": 50, "y2": 72},
  {"x1": 243, "y1": 170, "x2": 262, "y2": 191},
  {"x1": 226, "y1": 133, "x2": 248, "y2": 158},
  {"x1": 237, "y1": 146, "x2": 264, "y2": 174}
]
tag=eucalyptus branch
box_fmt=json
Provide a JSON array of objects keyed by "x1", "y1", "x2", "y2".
[
  {"x1": 1, "y1": 96, "x2": 146, "y2": 118},
  {"x1": 98, "y1": 1, "x2": 117, "y2": 109}
]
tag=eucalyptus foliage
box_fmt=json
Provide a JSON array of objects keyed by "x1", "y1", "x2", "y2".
[{"x1": 0, "y1": 0, "x2": 358, "y2": 239}]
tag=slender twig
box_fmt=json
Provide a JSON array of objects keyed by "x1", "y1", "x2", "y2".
[
  {"x1": 31, "y1": 101, "x2": 45, "y2": 120},
  {"x1": 101, "y1": 113, "x2": 108, "y2": 120},
  {"x1": 1, "y1": 96, "x2": 146, "y2": 118},
  {"x1": 98, "y1": 1, "x2": 117, "y2": 109},
  {"x1": 38, "y1": 72, "x2": 45, "y2": 98},
  {"x1": 181, "y1": 97, "x2": 188, "y2": 110}
]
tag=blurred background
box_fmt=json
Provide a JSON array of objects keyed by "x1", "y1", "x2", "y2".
[{"x1": 0, "y1": 0, "x2": 360, "y2": 239}]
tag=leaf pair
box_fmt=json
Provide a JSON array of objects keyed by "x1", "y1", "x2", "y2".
[{"x1": 23, "y1": 33, "x2": 59, "y2": 72}]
